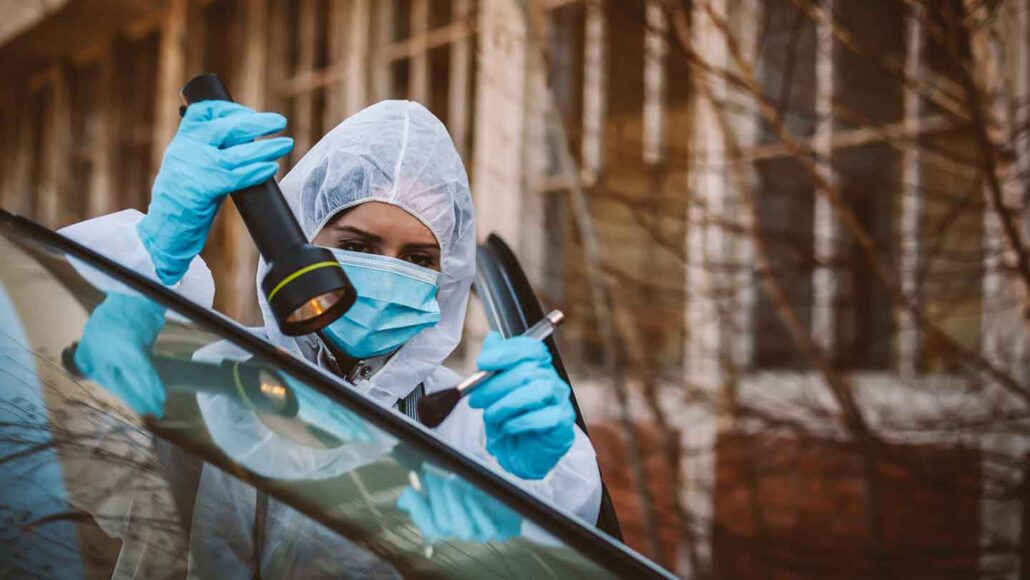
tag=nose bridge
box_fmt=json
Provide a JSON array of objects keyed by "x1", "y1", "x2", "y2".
[{"x1": 378, "y1": 240, "x2": 407, "y2": 261}]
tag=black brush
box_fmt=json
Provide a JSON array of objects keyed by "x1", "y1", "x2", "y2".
[{"x1": 418, "y1": 310, "x2": 564, "y2": 428}]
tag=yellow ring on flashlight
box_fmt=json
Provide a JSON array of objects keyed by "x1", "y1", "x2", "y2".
[{"x1": 265, "y1": 261, "x2": 342, "y2": 303}]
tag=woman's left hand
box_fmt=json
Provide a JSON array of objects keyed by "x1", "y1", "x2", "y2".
[
  {"x1": 74, "y1": 293, "x2": 167, "y2": 417},
  {"x1": 467, "y1": 332, "x2": 577, "y2": 480}
]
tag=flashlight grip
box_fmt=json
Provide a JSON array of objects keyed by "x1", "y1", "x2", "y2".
[
  {"x1": 179, "y1": 74, "x2": 307, "y2": 259},
  {"x1": 232, "y1": 182, "x2": 307, "y2": 257}
]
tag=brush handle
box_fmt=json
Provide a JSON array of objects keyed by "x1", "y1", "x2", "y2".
[
  {"x1": 455, "y1": 310, "x2": 564, "y2": 396},
  {"x1": 454, "y1": 369, "x2": 491, "y2": 394}
]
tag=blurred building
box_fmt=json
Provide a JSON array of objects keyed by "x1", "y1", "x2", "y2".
[{"x1": 1, "y1": 0, "x2": 1028, "y2": 577}]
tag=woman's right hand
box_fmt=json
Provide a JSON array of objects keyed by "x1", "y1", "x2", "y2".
[
  {"x1": 468, "y1": 332, "x2": 577, "y2": 480},
  {"x1": 137, "y1": 101, "x2": 293, "y2": 285}
]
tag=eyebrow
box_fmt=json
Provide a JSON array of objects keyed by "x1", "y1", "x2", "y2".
[
  {"x1": 401, "y1": 242, "x2": 440, "y2": 252},
  {"x1": 333, "y1": 225, "x2": 382, "y2": 243},
  {"x1": 334, "y1": 224, "x2": 439, "y2": 251}
]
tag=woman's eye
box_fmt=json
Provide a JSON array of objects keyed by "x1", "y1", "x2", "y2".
[
  {"x1": 404, "y1": 254, "x2": 437, "y2": 268},
  {"x1": 339, "y1": 240, "x2": 372, "y2": 253}
]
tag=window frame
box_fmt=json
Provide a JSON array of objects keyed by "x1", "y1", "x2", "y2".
[
  {"x1": 0, "y1": 208, "x2": 673, "y2": 579},
  {"x1": 739, "y1": 2, "x2": 988, "y2": 376},
  {"x1": 374, "y1": 0, "x2": 477, "y2": 158}
]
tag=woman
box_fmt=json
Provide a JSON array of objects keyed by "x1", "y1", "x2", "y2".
[{"x1": 61, "y1": 99, "x2": 601, "y2": 576}]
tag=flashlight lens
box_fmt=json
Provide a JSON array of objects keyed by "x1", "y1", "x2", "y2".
[{"x1": 286, "y1": 290, "x2": 347, "y2": 323}]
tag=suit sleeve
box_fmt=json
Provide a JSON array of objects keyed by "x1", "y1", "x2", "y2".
[{"x1": 58, "y1": 209, "x2": 215, "y2": 308}]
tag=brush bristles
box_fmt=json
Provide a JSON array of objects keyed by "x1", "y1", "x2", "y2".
[{"x1": 417, "y1": 388, "x2": 462, "y2": 428}]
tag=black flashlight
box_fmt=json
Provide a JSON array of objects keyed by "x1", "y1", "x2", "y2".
[
  {"x1": 179, "y1": 73, "x2": 354, "y2": 335},
  {"x1": 62, "y1": 344, "x2": 299, "y2": 416}
]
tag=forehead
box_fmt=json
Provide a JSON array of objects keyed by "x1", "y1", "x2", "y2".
[{"x1": 331, "y1": 201, "x2": 439, "y2": 248}]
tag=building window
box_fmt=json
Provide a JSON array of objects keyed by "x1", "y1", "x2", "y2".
[
  {"x1": 533, "y1": 0, "x2": 692, "y2": 375},
  {"x1": 376, "y1": 0, "x2": 477, "y2": 160},
  {"x1": 752, "y1": 0, "x2": 817, "y2": 369},
  {"x1": 748, "y1": 0, "x2": 984, "y2": 373},
  {"x1": 266, "y1": 0, "x2": 365, "y2": 163},
  {"x1": 913, "y1": 0, "x2": 983, "y2": 374},
  {"x1": 5, "y1": 29, "x2": 158, "y2": 230}
]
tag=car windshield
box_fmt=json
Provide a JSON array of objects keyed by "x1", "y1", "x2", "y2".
[{"x1": 0, "y1": 214, "x2": 669, "y2": 579}]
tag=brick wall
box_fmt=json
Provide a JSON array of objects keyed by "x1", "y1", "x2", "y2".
[
  {"x1": 713, "y1": 433, "x2": 981, "y2": 579},
  {"x1": 590, "y1": 421, "x2": 682, "y2": 570}
]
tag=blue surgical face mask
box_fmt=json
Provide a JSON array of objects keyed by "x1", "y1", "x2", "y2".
[{"x1": 321, "y1": 248, "x2": 441, "y2": 359}]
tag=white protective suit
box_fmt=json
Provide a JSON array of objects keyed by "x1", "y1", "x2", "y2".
[{"x1": 59, "y1": 100, "x2": 601, "y2": 577}]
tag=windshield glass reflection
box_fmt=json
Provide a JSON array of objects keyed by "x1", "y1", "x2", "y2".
[{"x1": 0, "y1": 228, "x2": 617, "y2": 578}]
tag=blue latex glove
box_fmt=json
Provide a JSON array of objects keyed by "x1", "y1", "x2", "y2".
[
  {"x1": 396, "y1": 469, "x2": 521, "y2": 543},
  {"x1": 468, "y1": 332, "x2": 577, "y2": 480},
  {"x1": 74, "y1": 293, "x2": 167, "y2": 417},
  {"x1": 284, "y1": 374, "x2": 373, "y2": 444},
  {"x1": 138, "y1": 101, "x2": 294, "y2": 284}
]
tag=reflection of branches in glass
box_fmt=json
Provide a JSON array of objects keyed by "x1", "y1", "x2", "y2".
[
  {"x1": 529, "y1": 0, "x2": 1028, "y2": 576},
  {"x1": 2, "y1": 506, "x2": 186, "y2": 579},
  {"x1": 0, "y1": 357, "x2": 188, "y2": 578}
]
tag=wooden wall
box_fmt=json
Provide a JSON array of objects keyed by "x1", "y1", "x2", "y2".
[{"x1": 0, "y1": 0, "x2": 477, "y2": 325}]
